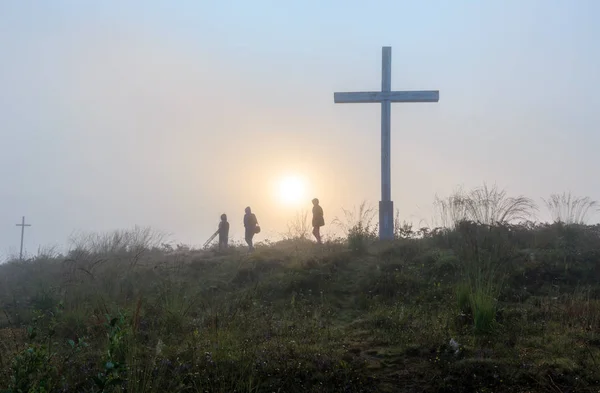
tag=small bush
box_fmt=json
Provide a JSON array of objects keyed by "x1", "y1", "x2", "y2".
[
  {"x1": 347, "y1": 223, "x2": 375, "y2": 255},
  {"x1": 470, "y1": 289, "x2": 496, "y2": 334},
  {"x1": 333, "y1": 201, "x2": 377, "y2": 255}
]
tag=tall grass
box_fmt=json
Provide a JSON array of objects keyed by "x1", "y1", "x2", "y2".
[
  {"x1": 469, "y1": 288, "x2": 497, "y2": 333},
  {"x1": 455, "y1": 221, "x2": 512, "y2": 334},
  {"x1": 436, "y1": 184, "x2": 526, "y2": 333},
  {"x1": 435, "y1": 183, "x2": 538, "y2": 228},
  {"x1": 332, "y1": 201, "x2": 377, "y2": 254},
  {"x1": 284, "y1": 210, "x2": 311, "y2": 240},
  {"x1": 67, "y1": 226, "x2": 165, "y2": 257},
  {"x1": 433, "y1": 186, "x2": 470, "y2": 228},
  {"x1": 467, "y1": 184, "x2": 538, "y2": 225},
  {"x1": 543, "y1": 192, "x2": 599, "y2": 224},
  {"x1": 455, "y1": 235, "x2": 505, "y2": 334},
  {"x1": 466, "y1": 252, "x2": 505, "y2": 334}
]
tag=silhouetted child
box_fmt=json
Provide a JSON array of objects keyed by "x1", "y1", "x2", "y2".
[
  {"x1": 312, "y1": 198, "x2": 324, "y2": 244},
  {"x1": 218, "y1": 214, "x2": 229, "y2": 250}
]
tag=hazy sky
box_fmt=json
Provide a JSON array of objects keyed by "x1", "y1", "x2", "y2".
[{"x1": 1, "y1": 1, "x2": 599, "y2": 257}]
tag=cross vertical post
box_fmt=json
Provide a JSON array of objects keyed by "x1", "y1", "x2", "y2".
[
  {"x1": 16, "y1": 216, "x2": 31, "y2": 261},
  {"x1": 333, "y1": 46, "x2": 439, "y2": 241},
  {"x1": 380, "y1": 46, "x2": 393, "y2": 240}
]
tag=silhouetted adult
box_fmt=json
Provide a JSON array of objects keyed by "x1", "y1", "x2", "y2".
[
  {"x1": 312, "y1": 198, "x2": 324, "y2": 244},
  {"x1": 244, "y1": 206, "x2": 259, "y2": 251}
]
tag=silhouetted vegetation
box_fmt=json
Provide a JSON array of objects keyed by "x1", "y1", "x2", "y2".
[{"x1": 2, "y1": 186, "x2": 600, "y2": 392}]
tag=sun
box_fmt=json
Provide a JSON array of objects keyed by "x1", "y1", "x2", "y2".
[{"x1": 277, "y1": 175, "x2": 307, "y2": 206}]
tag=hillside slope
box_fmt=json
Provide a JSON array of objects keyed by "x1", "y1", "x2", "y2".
[{"x1": 1, "y1": 222, "x2": 600, "y2": 392}]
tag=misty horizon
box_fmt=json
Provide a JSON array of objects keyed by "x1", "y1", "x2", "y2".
[{"x1": 2, "y1": 1, "x2": 599, "y2": 259}]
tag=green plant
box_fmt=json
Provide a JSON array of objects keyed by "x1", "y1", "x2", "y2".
[
  {"x1": 455, "y1": 221, "x2": 510, "y2": 334},
  {"x1": 456, "y1": 282, "x2": 471, "y2": 314},
  {"x1": 92, "y1": 313, "x2": 129, "y2": 392},
  {"x1": 9, "y1": 344, "x2": 57, "y2": 393},
  {"x1": 6, "y1": 304, "x2": 89, "y2": 393},
  {"x1": 470, "y1": 288, "x2": 496, "y2": 334}
]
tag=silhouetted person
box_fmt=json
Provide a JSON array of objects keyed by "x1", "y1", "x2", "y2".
[
  {"x1": 218, "y1": 213, "x2": 229, "y2": 251},
  {"x1": 312, "y1": 198, "x2": 324, "y2": 244},
  {"x1": 244, "y1": 206, "x2": 259, "y2": 251}
]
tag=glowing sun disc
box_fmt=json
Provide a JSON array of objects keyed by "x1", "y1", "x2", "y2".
[{"x1": 278, "y1": 176, "x2": 306, "y2": 205}]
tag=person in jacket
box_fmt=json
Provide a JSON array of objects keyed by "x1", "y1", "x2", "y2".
[
  {"x1": 312, "y1": 198, "x2": 324, "y2": 244},
  {"x1": 218, "y1": 213, "x2": 229, "y2": 251},
  {"x1": 243, "y1": 206, "x2": 259, "y2": 251}
]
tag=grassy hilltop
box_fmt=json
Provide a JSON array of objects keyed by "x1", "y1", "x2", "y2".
[{"x1": 2, "y1": 187, "x2": 600, "y2": 392}]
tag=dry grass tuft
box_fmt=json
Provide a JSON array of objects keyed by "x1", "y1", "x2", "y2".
[
  {"x1": 542, "y1": 192, "x2": 599, "y2": 224},
  {"x1": 434, "y1": 183, "x2": 538, "y2": 228}
]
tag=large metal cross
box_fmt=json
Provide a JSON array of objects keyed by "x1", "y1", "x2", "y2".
[{"x1": 334, "y1": 46, "x2": 439, "y2": 241}]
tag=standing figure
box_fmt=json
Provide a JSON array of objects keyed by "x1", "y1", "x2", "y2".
[
  {"x1": 243, "y1": 206, "x2": 259, "y2": 251},
  {"x1": 312, "y1": 198, "x2": 324, "y2": 244},
  {"x1": 218, "y1": 213, "x2": 229, "y2": 251}
]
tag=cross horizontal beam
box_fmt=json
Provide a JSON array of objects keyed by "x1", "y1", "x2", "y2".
[{"x1": 334, "y1": 90, "x2": 439, "y2": 104}]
